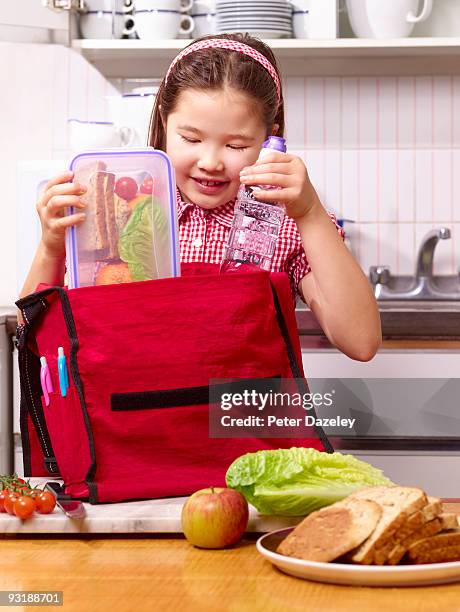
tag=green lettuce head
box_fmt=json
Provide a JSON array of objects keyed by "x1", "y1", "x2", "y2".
[{"x1": 226, "y1": 447, "x2": 392, "y2": 516}]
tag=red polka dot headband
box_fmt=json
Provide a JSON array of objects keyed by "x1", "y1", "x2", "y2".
[{"x1": 164, "y1": 38, "x2": 281, "y2": 104}]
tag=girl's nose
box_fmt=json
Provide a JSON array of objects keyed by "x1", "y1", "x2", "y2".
[{"x1": 197, "y1": 155, "x2": 224, "y2": 173}]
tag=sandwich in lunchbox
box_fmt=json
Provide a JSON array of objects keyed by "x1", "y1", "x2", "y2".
[{"x1": 74, "y1": 160, "x2": 131, "y2": 260}]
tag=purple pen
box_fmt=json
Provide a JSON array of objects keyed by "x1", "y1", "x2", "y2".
[{"x1": 40, "y1": 356, "x2": 54, "y2": 406}]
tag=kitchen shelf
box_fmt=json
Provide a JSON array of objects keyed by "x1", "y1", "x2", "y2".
[{"x1": 71, "y1": 37, "x2": 460, "y2": 78}]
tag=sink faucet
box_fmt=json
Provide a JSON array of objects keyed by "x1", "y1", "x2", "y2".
[
  {"x1": 415, "y1": 227, "x2": 451, "y2": 279},
  {"x1": 369, "y1": 227, "x2": 460, "y2": 300}
]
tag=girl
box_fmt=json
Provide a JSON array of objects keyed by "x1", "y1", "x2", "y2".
[{"x1": 20, "y1": 33, "x2": 381, "y2": 361}]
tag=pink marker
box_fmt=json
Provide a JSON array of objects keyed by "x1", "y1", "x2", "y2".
[{"x1": 40, "y1": 356, "x2": 54, "y2": 407}]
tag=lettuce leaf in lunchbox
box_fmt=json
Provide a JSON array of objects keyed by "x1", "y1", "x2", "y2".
[
  {"x1": 225, "y1": 447, "x2": 392, "y2": 516},
  {"x1": 118, "y1": 196, "x2": 169, "y2": 281}
]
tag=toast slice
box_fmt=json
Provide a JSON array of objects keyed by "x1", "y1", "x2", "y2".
[
  {"x1": 373, "y1": 496, "x2": 443, "y2": 565},
  {"x1": 346, "y1": 486, "x2": 427, "y2": 564},
  {"x1": 387, "y1": 514, "x2": 459, "y2": 566},
  {"x1": 408, "y1": 528, "x2": 460, "y2": 564},
  {"x1": 277, "y1": 497, "x2": 382, "y2": 563},
  {"x1": 413, "y1": 545, "x2": 460, "y2": 564}
]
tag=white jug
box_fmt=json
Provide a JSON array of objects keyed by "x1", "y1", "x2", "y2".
[{"x1": 346, "y1": 0, "x2": 433, "y2": 38}]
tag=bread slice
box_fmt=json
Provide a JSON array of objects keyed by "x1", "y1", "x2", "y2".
[
  {"x1": 277, "y1": 498, "x2": 382, "y2": 563},
  {"x1": 386, "y1": 514, "x2": 459, "y2": 566},
  {"x1": 407, "y1": 529, "x2": 460, "y2": 561},
  {"x1": 346, "y1": 486, "x2": 427, "y2": 564},
  {"x1": 103, "y1": 172, "x2": 118, "y2": 259},
  {"x1": 413, "y1": 545, "x2": 460, "y2": 564},
  {"x1": 75, "y1": 160, "x2": 109, "y2": 253},
  {"x1": 373, "y1": 496, "x2": 443, "y2": 565}
]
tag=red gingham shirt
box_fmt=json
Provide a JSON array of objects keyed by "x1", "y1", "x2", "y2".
[{"x1": 176, "y1": 190, "x2": 345, "y2": 301}]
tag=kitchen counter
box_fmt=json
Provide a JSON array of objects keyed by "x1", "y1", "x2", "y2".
[
  {"x1": 2, "y1": 503, "x2": 459, "y2": 611},
  {"x1": 296, "y1": 302, "x2": 460, "y2": 340}
]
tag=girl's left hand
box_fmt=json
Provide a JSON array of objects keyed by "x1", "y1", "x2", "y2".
[{"x1": 239, "y1": 152, "x2": 317, "y2": 219}]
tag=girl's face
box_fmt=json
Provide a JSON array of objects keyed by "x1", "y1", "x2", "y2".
[{"x1": 165, "y1": 87, "x2": 268, "y2": 208}]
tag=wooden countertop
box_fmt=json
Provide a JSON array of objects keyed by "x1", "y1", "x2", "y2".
[{"x1": 2, "y1": 503, "x2": 459, "y2": 611}]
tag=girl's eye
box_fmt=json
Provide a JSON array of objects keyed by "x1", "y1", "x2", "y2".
[
  {"x1": 227, "y1": 145, "x2": 248, "y2": 151},
  {"x1": 180, "y1": 135, "x2": 200, "y2": 144}
]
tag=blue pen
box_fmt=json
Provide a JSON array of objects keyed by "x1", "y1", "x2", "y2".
[{"x1": 57, "y1": 347, "x2": 69, "y2": 397}]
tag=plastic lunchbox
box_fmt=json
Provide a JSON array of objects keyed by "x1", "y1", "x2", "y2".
[{"x1": 65, "y1": 148, "x2": 180, "y2": 289}]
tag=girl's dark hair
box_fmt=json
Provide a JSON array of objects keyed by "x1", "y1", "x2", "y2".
[{"x1": 148, "y1": 33, "x2": 284, "y2": 150}]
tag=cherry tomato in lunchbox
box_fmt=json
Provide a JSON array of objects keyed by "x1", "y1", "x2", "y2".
[
  {"x1": 114, "y1": 176, "x2": 138, "y2": 201},
  {"x1": 4, "y1": 491, "x2": 19, "y2": 515},
  {"x1": 139, "y1": 176, "x2": 154, "y2": 195},
  {"x1": 14, "y1": 496, "x2": 35, "y2": 520},
  {"x1": 35, "y1": 491, "x2": 56, "y2": 514}
]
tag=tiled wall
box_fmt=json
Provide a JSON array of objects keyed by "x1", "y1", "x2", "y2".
[
  {"x1": 1, "y1": 42, "x2": 117, "y2": 305},
  {"x1": 285, "y1": 76, "x2": 460, "y2": 276},
  {"x1": 3, "y1": 42, "x2": 460, "y2": 305}
]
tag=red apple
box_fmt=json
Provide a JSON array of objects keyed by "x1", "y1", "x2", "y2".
[{"x1": 181, "y1": 487, "x2": 249, "y2": 549}]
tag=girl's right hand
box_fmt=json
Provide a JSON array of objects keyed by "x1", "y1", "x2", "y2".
[{"x1": 36, "y1": 171, "x2": 87, "y2": 258}]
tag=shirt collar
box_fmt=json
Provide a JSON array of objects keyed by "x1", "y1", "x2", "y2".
[{"x1": 176, "y1": 188, "x2": 235, "y2": 229}]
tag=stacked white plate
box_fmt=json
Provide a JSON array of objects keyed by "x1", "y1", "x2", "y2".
[{"x1": 216, "y1": 0, "x2": 293, "y2": 38}]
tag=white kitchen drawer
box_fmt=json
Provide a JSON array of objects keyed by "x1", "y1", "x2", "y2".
[{"x1": 302, "y1": 349, "x2": 460, "y2": 378}]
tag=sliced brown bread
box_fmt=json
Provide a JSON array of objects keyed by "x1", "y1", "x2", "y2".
[
  {"x1": 277, "y1": 497, "x2": 382, "y2": 563},
  {"x1": 407, "y1": 529, "x2": 460, "y2": 561},
  {"x1": 346, "y1": 486, "x2": 427, "y2": 564},
  {"x1": 373, "y1": 496, "x2": 444, "y2": 565},
  {"x1": 387, "y1": 514, "x2": 460, "y2": 566},
  {"x1": 413, "y1": 545, "x2": 460, "y2": 564}
]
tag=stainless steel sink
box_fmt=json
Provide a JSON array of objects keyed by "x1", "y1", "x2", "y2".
[
  {"x1": 378, "y1": 300, "x2": 460, "y2": 312},
  {"x1": 370, "y1": 228, "x2": 460, "y2": 301}
]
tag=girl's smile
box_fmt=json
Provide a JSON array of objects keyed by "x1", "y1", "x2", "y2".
[{"x1": 165, "y1": 87, "x2": 268, "y2": 209}]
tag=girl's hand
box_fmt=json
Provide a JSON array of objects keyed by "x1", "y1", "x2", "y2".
[
  {"x1": 36, "y1": 171, "x2": 87, "y2": 258},
  {"x1": 239, "y1": 152, "x2": 318, "y2": 219}
]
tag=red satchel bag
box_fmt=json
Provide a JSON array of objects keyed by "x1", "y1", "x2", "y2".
[{"x1": 16, "y1": 264, "x2": 332, "y2": 503}]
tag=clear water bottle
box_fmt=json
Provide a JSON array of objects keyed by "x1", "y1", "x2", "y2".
[{"x1": 220, "y1": 136, "x2": 287, "y2": 273}]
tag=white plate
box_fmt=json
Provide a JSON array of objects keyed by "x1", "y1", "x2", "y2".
[
  {"x1": 216, "y1": 28, "x2": 291, "y2": 37},
  {"x1": 257, "y1": 528, "x2": 460, "y2": 587},
  {"x1": 217, "y1": 19, "x2": 292, "y2": 26}
]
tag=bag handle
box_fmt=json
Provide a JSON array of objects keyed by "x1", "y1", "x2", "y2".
[
  {"x1": 15, "y1": 290, "x2": 61, "y2": 475},
  {"x1": 269, "y1": 281, "x2": 334, "y2": 454}
]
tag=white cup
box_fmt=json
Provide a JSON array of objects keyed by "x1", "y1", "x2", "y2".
[
  {"x1": 79, "y1": 0, "x2": 126, "y2": 39},
  {"x1": 290, "y1": 0, "x2": 338, "y2": 39},
  {"x1": 105, "y1": 88, "x2": 157, "y2": 146},
  {"x1": 190, "y1": 0, "x2": 216, "y2": 37},
  {"x1": 134, "y1": 2, "x2": 195, "y2": 39},
  {"x1": 346, "y1": 0, "x2": 433, "y2": 39},
  {"x1": 68, "y1": 119, "x2": 135, "y2": 151}
]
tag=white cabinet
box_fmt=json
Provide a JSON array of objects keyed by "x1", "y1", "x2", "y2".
[
  {"x1": 302, "y1": 348, "x2": 460, "y2": 439},
  {"x1": 0, "y1": 0, "x2": 69, "y2": 44},
  {"x1": 302, "y1": 348, "x2": 460, "y2": 378}
]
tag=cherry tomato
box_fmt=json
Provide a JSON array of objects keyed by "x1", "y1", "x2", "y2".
[
  {"x1": 14, "y1": 496, "x2": 35, "y2": 520},
  {"x1": 35, "y1": 491, "x2": 56, "y2": 514},
  {"x1": 4, "y1": 491, "x2": 19, "y2": 515},
  {"x1": 139, "y1": 176, "x2": 154, "y2": 195},
  {"x1": 0, "y1": 489, "x2": 9, "y2": 512},
  {"x1": 114, "y1": 176, "x2": 138, "y2": 201},
  {"x1": 30, "y1": 488, "x2": 42, "y2": 499}
]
